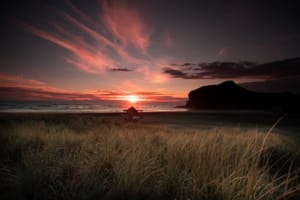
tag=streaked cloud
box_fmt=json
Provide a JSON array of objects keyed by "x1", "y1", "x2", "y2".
[
  {"x1": 21, "y1": 21, "x2": 115, "y2": 74},
  {"x1": 0, "y1": 73, "x2": 45, "y2": 88},
  {"x1": 19, "y1": 0, "x2": 152, "y2": 75},
  {"x1": 0, "y1": 87, "x2": 98, "y2": 101},
  {"x1": 16, "y1": 0, "x2": 183, "y2": 87},
  {"x1": 0, "y1": 72, "x2": 183, "y2": 101},
  {"x1": 0, "y1": 72, "x2": 79, "y2": 95},
  {"x1": 137, "y1": 65, "x2": 170, "y2": 83},
  {"x1": 101, "y1": 0, "x2": 151, "y2": 51}
]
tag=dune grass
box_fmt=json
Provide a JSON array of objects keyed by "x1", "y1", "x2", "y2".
[{"x1": 0, "y1": 114, "x2": 299, "y2": 200}]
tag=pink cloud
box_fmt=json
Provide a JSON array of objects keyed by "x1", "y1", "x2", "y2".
[
  {"x1": 137, "y1": 56, "x2": 183, "y2": 83},
  {"x1": 0, "y1": 87, "x2": 100, "y2": 101},
  {"x1": 20, "y1": 21, "x2": 115, "y2": 74},
  {"x1": 64, "y1": 0, "x2": 99, "y2": 27},
  {"x1": 0, "y1": 72, "x2": 183, "y2": 101},
  {"x1": 0, "y1": 72, "x2": 101, "y2": 100},
  {"x1": 59, "y1": 12, "x2": 142, "y2": 65},
  {"x1": 119, "y1": 80, "x2": 142, "y2": 92},
  {"x1": 101, "y1": 0, "x2": 151, "y2": 52},
  {"x1": 0, "y1": 72, "x2": 74, "y2": 93},
  {"x1": 137, "y1": 65, "x2": 169, "y2": 83},
  {"x1": 0, "y1": 73, "x2": 45, "y2": 88},
  {"x1": 18, "y1": 1, "x2": 175, "y2": 85},
  {"x1": 19, "y1": 0, "x2": 152, "y2": 75}
]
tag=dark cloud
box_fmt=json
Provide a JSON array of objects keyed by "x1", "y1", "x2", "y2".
[
  {"x1": 182, "y1": 62, "x2": 195, "y2": 66},
  {"x1": 108, "y1": 68, "x2": 133, "y2": 72},
  {"x1": 163, "y1": 69, "x2": 186, "y2": 78},
  {"x1": 164, "y1": 58, "x2": 300, "y2": 80}
]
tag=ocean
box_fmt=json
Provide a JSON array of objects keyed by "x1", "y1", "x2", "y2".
[
  {"x1": 1, "y1": 100, "x2": 300, "y2": 138},
  {"x1": 0, "y1": 100, "x2": 187, "y2": 113}
]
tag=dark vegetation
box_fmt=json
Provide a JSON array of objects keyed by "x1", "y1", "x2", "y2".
[{"x1": 0, "y1": 114, "x2": 300, "y2": 199}]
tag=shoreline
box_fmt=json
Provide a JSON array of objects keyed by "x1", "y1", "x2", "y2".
[{"x1": 0, "y1": 109, "x2": 289, "y2": 115}]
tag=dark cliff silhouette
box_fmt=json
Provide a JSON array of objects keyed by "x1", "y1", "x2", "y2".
[{"x1": 186, "y1": 81, "x2": 300, "y2": 112}]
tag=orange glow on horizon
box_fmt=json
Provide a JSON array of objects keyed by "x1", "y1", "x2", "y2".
[
  {"x1": 126, "y1": 95, "x2": 139, "y2": 103},
  {"x1": 0, "y1": 72, "x2": 187, "y2": 102}
]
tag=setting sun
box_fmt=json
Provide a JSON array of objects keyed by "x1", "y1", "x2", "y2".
[{"x1": 127, "y1": 95, "x2": 139, "y2": 103}]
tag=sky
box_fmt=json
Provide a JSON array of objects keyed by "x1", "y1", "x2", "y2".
[{"x1": 0, "y1": 0, "x2": 300, "y2": 102}]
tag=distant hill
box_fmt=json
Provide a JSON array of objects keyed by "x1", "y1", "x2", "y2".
[{"x1": 186, "y1": 81, "x2": 299, "y2": 112}]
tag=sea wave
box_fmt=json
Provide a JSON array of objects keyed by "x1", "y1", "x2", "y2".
[{"x1": 0, "y1": 100, "x2": 187, "y2": 113}]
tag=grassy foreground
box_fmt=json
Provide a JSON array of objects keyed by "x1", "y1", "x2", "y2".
[{"x1": 0, "y1": 114, "x2": 300, "y2": 200}]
